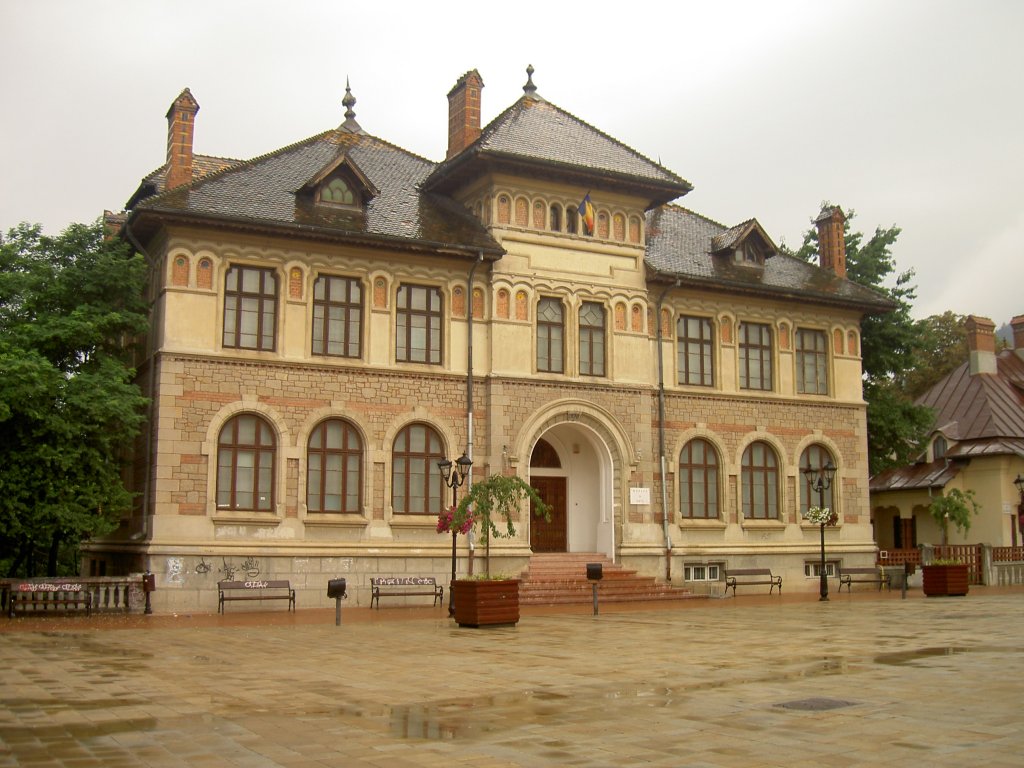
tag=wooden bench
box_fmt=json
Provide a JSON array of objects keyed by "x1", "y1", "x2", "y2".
[
  {"x1": 725, "y1": 568, "x2": 782, "y2": 596},
  {"x1": 370, "y1": 577, "x2": 443, "y2": 609},
  {"x1": 839, "y1": 567, "x2": 891, "y2": 592},
  {"x1": 218, "y1": 580, "x2": 295, "y2": 613},
  {"x1": 8, "y1": 582, "x2": 92, "y2": 617}
]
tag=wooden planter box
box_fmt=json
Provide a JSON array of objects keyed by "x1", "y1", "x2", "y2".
[
  {"x1": 922, "y1": 564, "x2": 969, "y2": 597},
  {"x1": 452, "y1": 579, "x2": 520, "y2": 627}
]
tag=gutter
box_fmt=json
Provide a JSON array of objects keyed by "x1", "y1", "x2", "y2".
[{"x1": 655, "y1": 278, "x2": 681, "y2": 581}]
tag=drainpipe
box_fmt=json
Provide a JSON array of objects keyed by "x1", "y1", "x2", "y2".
[
  {"x1": 465, "y1": 253, "x2": 485, "y2": 568},
  {"x1": 123, "y1": 220, "x2": 158, "y2": 564},
  {"x1": 655, "y1": 279, "x2": 680, "y2": 582}
]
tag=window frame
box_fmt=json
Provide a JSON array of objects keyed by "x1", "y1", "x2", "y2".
[
  {"x1": 391, "y1": 423, "x2": 445, "y2": 516},
  {"x1": 741, "y1": 441, "x2": 779, "y2": 520},
  {"x1": 578, "y1": 301, "x2": 606, "y2": 377},
  {"x1": 795, "y1": 328, "x2": 829, "y2": 395},
  {"x1": 312, "y1": 274, "x2": 363, "y2": 358},
  {"x1": 223, "y1": 265, "x2": 277, "y2": 351},
  {"x1": 678, "y1": 438, "x2": 719, "y2": 519},
  {"x1": 536, "y1": 296, "x2": 565, "y2": 373},
  {"x1": 216, "y1": 414, "x2": 276, "y2": 512},
  {"x1": 306, "y1": 418, "x2": 363, "y2": 514},
  {"x1": 395, "y1": 284, "x2": 443, "y2": 365},
  {"x1": 738, "y1": 321, "x2": 773, "y2": 391},
  {"x1": 677, "y1": 315, "x2": 715, "y2": 387}
]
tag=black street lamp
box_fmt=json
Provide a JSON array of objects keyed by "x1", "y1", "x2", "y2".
[
  {"x1": 803, "y1": 460, "x2": 836, "y2": 602},
  {"x1": 439, "y1": 452, "x2": 472, "y2": 616},
  {"x1": 1014, "y1": 474, "x2": 1024, "y2": 549}
]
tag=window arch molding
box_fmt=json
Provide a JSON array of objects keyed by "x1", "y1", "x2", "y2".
[
  {"x1": 296, "y1": 408, "x2": 371, "y2": 518},
  {"x1": 381, "y1": 410, "x2": 463, "y2": 520},
  {"x1": 735, "y1": 432, "x2": 787, "y2": 522},
  {"x1": 676, "y1": 435, "x2": 724, "y2": 521}
]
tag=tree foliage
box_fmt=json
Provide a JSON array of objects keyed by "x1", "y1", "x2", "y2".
[
  {"x1": 902, "y1": 311, "x2": 968, "y2": 400},
  {"x1": 928, "y1": 488, "x2": 981, "y2": 545},
  {"x1": 0, "y1": 221, "x2": 149, "y2": 576},
  {"x1": 789, "y1": 207, "x2": 933, "y2": 475}
]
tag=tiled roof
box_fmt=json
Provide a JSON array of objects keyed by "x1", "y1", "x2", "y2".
[
  {"x1": 130, "y1": 130, "x2": 502, "y2": 255},
  {"x1": 127, "y1": 155, "x2": 243, "y2": 209},
  {"x1": 916, "y1": 351, "x2": 1024, "y2": 445},
  {"x1": 644, "y1": 206, "x2": 896, "y2": 311},
  {"x1": 426, "y1": 94, "x2": 691, "y2": 204},
  {"x1": 869, "y1": 458, "x2": 961, "y2": 492}
]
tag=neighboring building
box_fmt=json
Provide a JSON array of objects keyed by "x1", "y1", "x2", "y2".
[
  {"x1": 91, "y1": 68, "x2": 894, "y2": 611},
  {"x1": 871, "y1": 315, "x2": 1024, "y2": 550}
]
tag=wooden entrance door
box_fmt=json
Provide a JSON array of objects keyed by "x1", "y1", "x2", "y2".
[{"x1": 530, "y1": 476, "x2": 567, "y2": 552}]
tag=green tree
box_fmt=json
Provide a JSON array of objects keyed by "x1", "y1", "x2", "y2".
[
  {"x1": 903, "y1": 311, "x2": 968, "y2": 400},
  {"x1": 789, "y1": 206, "x2": 933, "y2": 475},
  {"x1": 928, "y1": 488, "x2": 981, "y2": 545},
  {"x1": 0, "y1": 221, "x2": 149, "y2": 577}
]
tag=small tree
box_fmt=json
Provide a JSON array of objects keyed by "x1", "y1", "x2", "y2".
[
  {"x1": 451, "y1": 474, "x2": 550, "y2": 577},
  {"x1": 928, "y1": 488, "x2": 981, "y2": 545}
]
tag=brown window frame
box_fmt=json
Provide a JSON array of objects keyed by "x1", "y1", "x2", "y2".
[
  {"x1": 679, "y1": 438, "x2": 719, "y2": 519},
  {"x1": 738, "y1": 322, "x2": 773, "y2": 391},
  {"x1": 579, "y1": 301, "x2": 606, "y2": 377},
  {"x1": 741, "y1": 441, "x2": 778, "y2": 520},
  {"x1": 677, "y1": 315, "x2": 715, "y2": 387},
  {"x1": 307, "y1": 419, "x2": 363, "y2": 514},
  {"x1": 536, "y1": 297, "x2": 565, "y2": 373},
  {"x1": 216, "y1": 414, "x2": 276, "y2": 511},
  {"x1": 396, "y1": 284, "x2": 443, "y2": 365},
  {"x1": 223, "y1": 265, "x2": 277, "y2": 351},
  {"x1": 795, "y1": 328, "x2": 829, "y2": 395},
  {"x1": 312, "y1": 275, "x2": 363, "y2": 358},
  {"x1": 391, "y1": 423, "x2": 445, "y2": 515}
]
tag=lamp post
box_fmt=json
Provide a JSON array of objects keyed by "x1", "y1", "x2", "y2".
[
  {"x1": 1014, "y1": 474, "x2": 1024, "y2": 550},
  {"x1": 803, "y1": 460, "x2": 836, "y2": 602},
  {"x1": 439, "y1": 452, "x2": 472, "y2": 616}
]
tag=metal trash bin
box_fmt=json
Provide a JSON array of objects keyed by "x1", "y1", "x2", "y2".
[{"x1": 327, "y1": 578, "x2": 347, "y2": 626}]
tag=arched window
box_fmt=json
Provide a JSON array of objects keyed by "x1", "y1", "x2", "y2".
[
  {"x1": 799, "y1": 444, "x2": 835, "y2": 516},
  {"x1": 549, "y1": 204, "x2": 562, "y2": 232},
  {"x1": 392, "y1": 423, "x2": 444, "y2": 515},
  {"x1": 932, "y1": 435, "x2": 947, "y2": 461},
  {"x1": 320, "y1": 178, "x2": 355, "y2": 206},
  {"x1": 565, "y1": 206, "x2": 578, "y2": 235},
  {"x1": 679, "y1": 439, "x2": 719, "y2": 519},
  {"x1": 741, "y1": 441, "x2": 778, "y2": 520},
  {"x1": 307, "y1": 419, "x2": 362, "y2": 513},
  {"x1": 217, "y1": 414, "x2": 275, "y2": 511}
]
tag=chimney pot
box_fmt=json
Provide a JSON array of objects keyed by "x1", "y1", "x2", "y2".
[
  {"x1": 166, "y1": 88, "x2": 200, "y2": 190},
  {"x1": 814, "y1": 205, "x2": 847, "y2": 278},
  {"x1": 965, "y1": 315, "x2": 997, "y2": 375},
  {"x1": 446, "y1": 70, "x2": 484, "y2": 160}
]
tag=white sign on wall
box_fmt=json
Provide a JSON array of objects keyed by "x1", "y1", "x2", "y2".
[{"x1": 630, "y1": 487, "x2": 651, "y2": 505}]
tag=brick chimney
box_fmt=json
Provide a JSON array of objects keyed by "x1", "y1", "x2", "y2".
[
  {"x1": 1011, "y1": 314, "x2": 1024, "y2": 360},
  {"x1": 165, "y1": 88, "x2": 200, "y2": 190},
  {"x1": 815, "y1": 205, "x2": 847, "y2": 278},
  {"x1": 446, "y1": 70, "x2": 484, "y2": 160},
  {"x1": 966, "y1": 315, "x2": 997, "y2": 375}
]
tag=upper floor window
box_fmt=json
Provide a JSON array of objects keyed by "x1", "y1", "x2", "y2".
[
  {"x1": 679, "y1": 438, "x2": 719, "y2": 519},
  {"x1": 223, "y1": 266, "x2": 276, "y2": 351},
  {"x1": 312, "y1": 275, "x2": 362, "y2": 358},
  {"x1": 932, "y1": 435, "x2": 947, "y2": 460},
  {"x1": 319, "y1": 178, "x2": 355, "y2": 206},
  {"x1": 741, "y1": 441, "x2": 778, "y2": 520},
  {"x1": 579, "y1": 301, "x2": 606, "y2": 377},
  {"x1": 677, "y1": 315, "x2": 714, "y2": 387},
  {"x1": 739, "y1": 322, "x2": 772, "y2": 391},
  {"x1": 391, "y1": 423, "x2": 444, "y2": 515},
  {"x1": 565, "y1": 206, "x2": 579, "y2": 235},
  {"x1": 307, "y1": 419, "x2": 362, "y2": 513},
  {"x1": 537, "y1": 297, "x2": 565, "y2": 373},
  {"x1": 396, "y1": 284, "x2": 442, "y2": 365},
  {"x1": 217, "y1": 414, "x2": 275, "y2": 511},
  {"x1": 796, "y1": 329, "x2": 828, "y2": 395},
  {"x1": 799, "y1": 444, "x2": 835, "y2": 517}
]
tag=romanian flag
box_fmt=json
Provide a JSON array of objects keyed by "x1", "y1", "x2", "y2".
[{"x1": 578, "y1": 193, "x2": 595, "y2": 235}]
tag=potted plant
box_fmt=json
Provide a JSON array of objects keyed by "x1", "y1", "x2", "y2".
[
  {"x1": 922, "y1": 489, "x2": 980, "y2": 596},
  {"x1": 442, "y1": 473, "x2": 550, "y2": 627}
]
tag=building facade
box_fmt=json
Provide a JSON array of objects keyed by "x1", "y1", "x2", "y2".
[{"x1": 93, "y1": 68, "x2": 894, "y2": 611}]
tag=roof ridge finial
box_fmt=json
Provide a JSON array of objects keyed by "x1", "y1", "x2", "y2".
[
  {"x1": 523, "y1": 64, "x2": 537, "y2": 96},
  {"x1": 341, "y1": 77, "x2": 362, "y2": 133}
]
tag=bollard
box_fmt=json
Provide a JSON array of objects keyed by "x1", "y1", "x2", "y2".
[
  {"x1": 142, "y1": 572, "x2": 156, "y2": 615},
  {"x1": 327, "y1": 578, "x2": 347, "y2": 626},
  {"x1": 586, "y1": 563, "x2": 603, "y2": 616}
]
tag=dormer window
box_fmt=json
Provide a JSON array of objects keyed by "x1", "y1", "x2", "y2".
[
  {"x1": 320, "y1": 178, "x2": 355, "y2": 206},
  {"x1": 932, "y1": 435, "x2": 947, "y2": 460},
  {"x1": 741, "y1": 241, "x2": 763, "y2": 265}
]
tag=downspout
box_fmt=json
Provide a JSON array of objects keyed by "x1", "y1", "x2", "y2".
[
  {"x1": 655, "y1": 279, "x2": 680, "y2": 581},
  {"x1": 123, "y1": 220, "x2": 158, "y2": 556},
  {"x1": 465, "y1": 253, "x2": 485, "y2": 567}
]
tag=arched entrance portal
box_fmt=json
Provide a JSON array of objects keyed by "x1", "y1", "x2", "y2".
[{"x1": 528, "y1": 423, "x2": 614, "y2": 559}]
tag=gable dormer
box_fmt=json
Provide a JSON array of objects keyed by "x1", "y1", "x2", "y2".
[
  {"x1": 711, "y1": 218, "x2": 778, "y2": 267},
  {"x1": 297, "y1": 153, "x2": 378, "y2": 212}
]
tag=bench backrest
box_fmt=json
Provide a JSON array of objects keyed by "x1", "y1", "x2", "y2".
[
  {"x1": 218, "y1": 580, "x2": 291, "y2": 590},
  {"x1": 371, "y1": 576, "x2": 437, "y2": 587},
  {"x1": 727, "y1": 569, "x2": 773, "y2": 577},
  {"x1": 841, "y1": 567, "x2": 884, "y2": 575},
  {"x1": 16, "y1": 581, "x2": 84, "y2": 592}
]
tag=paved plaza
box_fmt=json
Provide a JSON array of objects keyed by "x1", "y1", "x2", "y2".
[{"x1": 1, "y1": 588, "x2": 1022, "y2": 767}]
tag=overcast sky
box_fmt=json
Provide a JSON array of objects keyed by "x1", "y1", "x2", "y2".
[{"x1": 2, "y1": 0, "x2": 1021, "y2": 325}]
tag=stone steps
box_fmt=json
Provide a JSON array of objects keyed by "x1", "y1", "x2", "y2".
[{"x1": 517, "y1": 553, "x2": 702, "y2": 605}]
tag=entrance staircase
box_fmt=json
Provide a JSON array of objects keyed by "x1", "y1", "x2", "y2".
[{"x1": 517, "y1": 553, "x2": 704, "y2": 606}]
